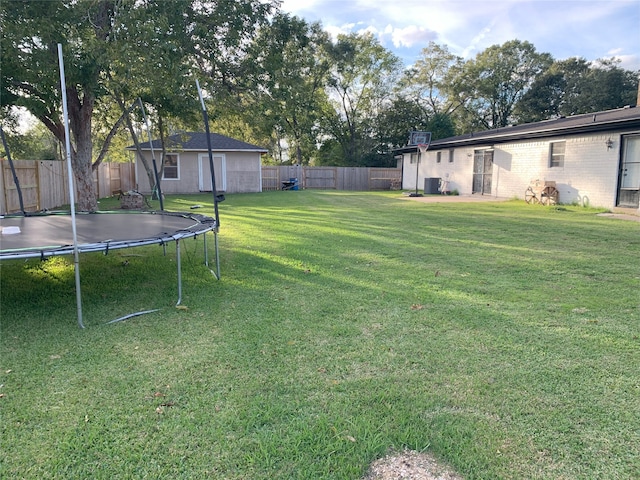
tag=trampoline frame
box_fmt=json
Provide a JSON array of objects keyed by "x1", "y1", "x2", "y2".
[
  {"x1": 0, "y1": 46, "x2": 224, "y2": 328},
  {"x1": 0, "y1": 210, "x2": 220, "y2": 326}
]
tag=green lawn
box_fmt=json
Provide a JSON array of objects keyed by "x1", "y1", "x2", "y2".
[{"x1": 1, "y1": 191, "x2": 639, "y2": 479}]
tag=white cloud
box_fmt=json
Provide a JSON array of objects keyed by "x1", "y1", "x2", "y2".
[
  {"x1": 608, "y1": 53, "x2": 640, "y2": 71},
  {"x1": 460, "y1": 20, "x2": 496, "y2": 59},
  {"x1": 324, "y1": 23, "x2": 355, "y2": 39},
  {"x1": 357, "y1": 25, "x2": 380, "y2": 36},
  {"x1": 388, "y1": 25, "x2": 436, "y2": 48},
  {"x1": 280, "y1": 0, "x2": 640, "y2": 68}
]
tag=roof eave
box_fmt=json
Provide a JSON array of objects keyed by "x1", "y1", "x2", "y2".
[
  {"x1": 125, "y1": 147, "x2": 268, "y2": 153},
  {"x1": 394, "y1": 118, "x2": 640, "y2": 153}
]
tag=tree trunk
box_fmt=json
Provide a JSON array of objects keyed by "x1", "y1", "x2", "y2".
[
  {"x1": 119, "y1": 98, "x2": 157, "y2": 192},
  {"x1": 73, "y1": 158, "x2": 96, "y2": 212},
  {"x1": 67, "y1": 86, "x2": 98, "y2": 212}
]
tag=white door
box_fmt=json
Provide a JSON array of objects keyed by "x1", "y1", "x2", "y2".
[
  {"x1": 198, "y1": 154, "x2": 226, "y2": 192},
  {"x1": 617, "y1": 134, "x2": 640, "y2": 207}
]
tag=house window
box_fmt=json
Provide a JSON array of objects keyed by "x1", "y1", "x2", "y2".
[
  {"x1": 410, "y1": 153, "x2": 418, "y2": 164},
  {"x1": 163, "y1": 153, "x2": 179, "y2": 179},
  {"x1": 448, "y1": 149, "x2": 454, "y2": 163},
  {"x1": 549, "y1": 141, "x2": 565, "y2": 168},
  {"x1": 436, "y1": 152, "x2": 442, "y2": 163}
]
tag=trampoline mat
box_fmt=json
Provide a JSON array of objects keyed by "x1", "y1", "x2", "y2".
[{"x1": 0, "y1": 211, "x2": 216, "y2": 259}]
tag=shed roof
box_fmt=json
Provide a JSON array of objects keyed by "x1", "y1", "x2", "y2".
[
  {"x1": 395, "y1": 105, "x2": 640, "y2": 153},
  {"x1": 128, "y1": 132, "x2": 268, "y2": 153}
]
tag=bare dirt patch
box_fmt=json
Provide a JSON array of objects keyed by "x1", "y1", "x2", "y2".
[{"x1": 363, "y1": 450, "x2": 464, "y2": 480}]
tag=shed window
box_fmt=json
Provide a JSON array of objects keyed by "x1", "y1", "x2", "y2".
[
  {"x1": 436, "y1": 152, "x2": 442, "y2": 163},
  {"x1": 448, "y1": 149, "x2": 454, "y2": 163},
  {"x1": 410, "y1": 153, "x2": 418, "y2": 164},
  {"x1": 163, "y1": 153, "x2": 179, "y2": 179},
  {"x1": 549, "y1": 142, "x2": 565, "y2": 168}
]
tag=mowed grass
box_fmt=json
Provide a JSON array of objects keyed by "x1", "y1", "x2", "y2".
[{"x1": 1, "y1": 190, "x2": 639, "y2": 479}]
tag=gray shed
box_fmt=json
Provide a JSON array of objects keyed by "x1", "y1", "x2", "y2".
[{"x1": 129, "y1": 132, "x2": 268, "y2": 194}]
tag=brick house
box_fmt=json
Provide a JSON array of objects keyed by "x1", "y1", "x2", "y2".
[{"x1": 395, "y1": 106, "x2": 640, "y2": 211}]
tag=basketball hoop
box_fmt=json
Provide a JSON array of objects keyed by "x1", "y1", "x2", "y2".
[
  {"x1": 409, "y1": 144, "x2": 430, "y2": 197},
  {"x1": 406, "y1": 133, "x2": 431, "y2": 197}
]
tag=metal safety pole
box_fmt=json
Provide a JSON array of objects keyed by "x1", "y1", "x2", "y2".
[{"x1": 58, "y1": 43, "x2": 84, "y2": 329}]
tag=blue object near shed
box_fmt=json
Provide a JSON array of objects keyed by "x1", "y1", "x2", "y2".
[{"x1": 282, "y1": 178, "x2": 299, "y2": 190}]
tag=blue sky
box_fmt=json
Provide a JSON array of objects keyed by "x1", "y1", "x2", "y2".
[{"x1": 280, "y1": 0, "x2": 640, "y2": 70}]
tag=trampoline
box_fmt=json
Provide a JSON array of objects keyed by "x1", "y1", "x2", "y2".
[
  {"x1": 0, "y1": 210, "x2": 219, "y2": 327},
  {"x1": 0, "y1": 211, "x2": 215, "y2": 259},
  {"x1": 1, "y1": 47, "x2": 224, "y2": 328}
]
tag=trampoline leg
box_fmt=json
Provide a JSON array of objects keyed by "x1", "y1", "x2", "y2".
[
  {"x1": 204, "y1": 231, "x2": 220, "y2": 280},
  {"x1": 74, "y1": 255, "x2": 85, "y2": 329},
  {"x1": 176, "y1": 239, "x2": 182, "y2": 306},
  {"x1": 204, "y1": 232, "x2": 209, "y2": 267},
  {"x1": 214, "y1": 231, "x2": 220, "y2": 280}
]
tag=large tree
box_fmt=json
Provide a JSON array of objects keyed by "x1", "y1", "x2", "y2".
[
  {"x1": 243, "y1": 14, "x2": 331, "y2": 165},
  {"x1": 515, "y1": 57, "x2": 639, "y2": 123},
  {"x1": 451, "y1": 40, "x2": 553, "y2": 131},
  {"x1": 1, "y1": 0, "x2": 119, "y2": 211},
  {"x1": 319, "y1": 32, "x2": 402, "y2": 166},
  {"x1": 575, "y1": 59, "x2": 639, "y2": 112},
  {"x1": 1, "y1": 0, "x2": 277, "y2": 211},
  {"x1": 105, "y1": 0, "x2": 197, "y2": 191},
  {"x1": 513, "y1": 57, "x2": 590, "y2": 122},
  {"x1": 400, "y1": 41, "x2": 464, "y2": 117},
  {"x1": 387, "y1": 41, "x2": 463, "y2": 146}
]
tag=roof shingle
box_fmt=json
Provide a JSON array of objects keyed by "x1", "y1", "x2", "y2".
[
  {"x1": 395, "y1": 105, "x2": 640, "y2": 153},
  {"x1": 129, "y1": 132, "x2": 268, "y2": 152}
]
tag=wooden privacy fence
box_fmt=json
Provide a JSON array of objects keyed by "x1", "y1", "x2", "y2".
[
  {"x1": 2, "y1": 161, "x2": 401, "y2": 213},
  {"x1": 262, "y1": 166, "x2": 401, "y2": 191},
  {"x1": 0, "y1": 160, "x2": 135, "y2": 214}
]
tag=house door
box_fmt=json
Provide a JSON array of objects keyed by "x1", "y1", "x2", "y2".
[
  {"x1": 617, "y1": 134, "x2": 640, "y2": 208},
  {"x1": 472, "y1": 150, "x2": 493, "y2": 195},
  {"x1": 198, "y1": 154, "x2": 226, "y2": 192}
]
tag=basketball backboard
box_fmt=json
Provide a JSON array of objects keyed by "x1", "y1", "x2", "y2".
[{"x1": 408, "y1": 131, "x2": 432, "y2": 146}]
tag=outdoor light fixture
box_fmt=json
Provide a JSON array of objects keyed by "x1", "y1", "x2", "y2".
[{"x1": 606, "y1": 138, "x2": 614, "y2": 150}]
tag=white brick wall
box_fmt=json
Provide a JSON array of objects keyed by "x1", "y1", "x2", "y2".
[{"x1": 402, "y1": 130, "x2": 636, "y2": 209}]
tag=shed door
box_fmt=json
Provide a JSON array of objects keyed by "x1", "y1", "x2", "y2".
[
  {"x1": 472, "y1": 150, "x2": 493, "y2": 195},
  {"x1": 198, "y1": 154, "x2": 226, "y2": 192},
  {"x1": 617, "y1": 135, "x2": 640, "y2": 208}
]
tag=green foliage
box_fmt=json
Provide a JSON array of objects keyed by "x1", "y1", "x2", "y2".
[
  {"x1": 400, "y1": 41, "x2": 465, "y2": 116},
  {"x1": 514, "y1": 57, "x2": 591, "y2": 122},
  {"x1": 320, "y1": 32, "x2": 403, "y2": 166},
  {"x1": 2, "y1": 0, "x2": 638, "y2": 179},
  {"x1": 427, "y1": 112, "x2": 457, "y2": 140},
  {"x1": 1, "y1": 192, "x2": 639, "y2": 479},
  {"x1": 314, "y1": 139, "x2": 344, "y2": 166},
  {"x1": 515, "y1": 57, "x2": 639, "y2": 122},
  {"x1": 374, "y1": 96, "x2": 429, "y2": 154},
  {"x1": 1, "y1": 123, "x2": 59, "y2": 160},
  {"x1": 452, "y1": 40, "x2": 554, "y2": 131},
  {"x1": 567, "y1": 58, "x2": 639, "y2": 113},
  {"x1": 241, "y1": 14, "x2": 331, "y2": 165}
]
